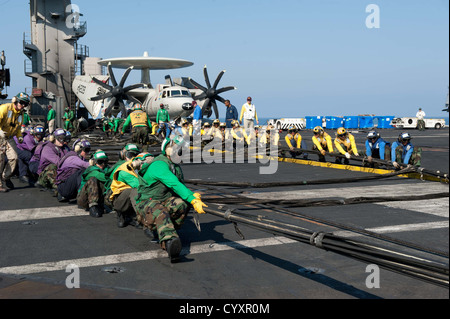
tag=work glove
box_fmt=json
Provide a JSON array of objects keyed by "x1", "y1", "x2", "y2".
[
  {"x1": 191, "y1": 198, "x2": 208, "y2": 214},
  {"x1": 320, "y1": 150, "x2": 326, "y2": 156},
  {"x1": 393, "y1": 161, "x2": 400, "y2": 169},
  {"x1": 18, "y1": 137, "x2": 24, "y2": 144},
  {"x1": 367, "y1": 156, "x2": 373, "y2": 163},
  {"x1": 354, "y1": 153, "x2": 359, "y2": 157},
  {"x1": 193, "y1": 193, "x2": 202, "y2": 200},
  {"x1": 345, "y1": 152, "x2": 351, "y2": 159}
]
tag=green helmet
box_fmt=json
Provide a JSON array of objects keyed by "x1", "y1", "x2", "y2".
[
  {"x1": 92, "y1": 150, "x2": 108, "y2": 162},
  {"x1": 15, "y1": 92, "x2": 30, "y2": 105}
]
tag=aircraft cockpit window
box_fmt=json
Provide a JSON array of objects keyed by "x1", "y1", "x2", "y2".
[
  {"x1": 182, "y1": 90, "x2": 191, "y2": 96},
  {"x1": 171, "y1": 90, "x2": 181, "y2": 96}
]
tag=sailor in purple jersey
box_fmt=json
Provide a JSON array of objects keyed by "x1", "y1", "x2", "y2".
[
  {"x1": 37, "y1": 128, "x2": 71, "y2": 175},
  {"x1": 14, "y1": 125, "x2": 45, "y2": 184},
  {"x1": 56, "y1": 138, "x2": 91, "y2": 202}
]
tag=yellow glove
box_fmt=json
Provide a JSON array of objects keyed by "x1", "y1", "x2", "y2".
[
  {"x1": 193, "y1": 193, "x2": 202, "y2": 200},
  {"x1": 320, "y1": 150, "x2": 326, "y2": 156},
  {"x1": 191, "y1": 198, "x2": 208, "y2": 214}
]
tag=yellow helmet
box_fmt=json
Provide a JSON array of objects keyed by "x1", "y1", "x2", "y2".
[
  {"x1": 337, "y1": 127, "x2": 347, "y2": 136},
  {"x1": 313, "y1": 126, "x2": 324, "y2": 134}
]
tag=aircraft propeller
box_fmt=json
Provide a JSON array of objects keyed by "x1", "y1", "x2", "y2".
[
  {"x1": 90, "y1": 63, "x2": 144, "y2": 118},
  {"x1": 188, "y1": 66, "x2": 236, "y2": 119}
]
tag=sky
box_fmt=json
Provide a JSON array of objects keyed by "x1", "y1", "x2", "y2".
[{"x1": 0, "y1": 0, "x2": 448, "y2": 119}]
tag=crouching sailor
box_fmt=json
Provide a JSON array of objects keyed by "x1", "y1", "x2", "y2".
[
  {"x1": 134, "y1": 138, "x2": 208, "y2": 262},
  {"x1": 77, "y1": 150, "x2": 111, "y2": 218},
  {"x1": 55, "y1": 139, "x2": 91, "y2": 202}
]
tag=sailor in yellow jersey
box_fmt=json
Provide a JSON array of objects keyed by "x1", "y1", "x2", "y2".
[
  {"x1": 311, "y1": 126, "x2": 333, "y2": 162},
  {"x1": 334, "y1": 127, "x2": 359, "y2": 164},
  {"x1": 284, "y1": 125, "x2": 308, "y2": 159},
  {"x1": 122, "y1": 103, "x2": 152, "y2": 147},
  {"x1": 230, "y1": 120, "x2": 249, "y2": 147}
]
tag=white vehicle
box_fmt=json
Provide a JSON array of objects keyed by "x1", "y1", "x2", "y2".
[
  {"x1": 267, "y1": 118, "x2": 306, "y2": 130},
  {"x1": 390, "y1": 117, "x2": 446, "y2": 129}
]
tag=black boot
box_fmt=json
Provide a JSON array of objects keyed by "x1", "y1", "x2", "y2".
[
  {"x1": 89, "y1": 205, "x2": 103, "y2": 218},
  {"x1": 116, "y1": 211, "x2": 125, "y2": 228},
  {"x1": 165, "y1": 237, "x2": 182, "y2": 263}
]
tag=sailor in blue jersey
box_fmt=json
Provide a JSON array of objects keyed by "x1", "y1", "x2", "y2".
[
  {"x1": 224, "y1": 99, "x2": 239, "y2": 128},
  {"x1": 391, "y1": 132, "x2": 422, "y2": 169},
  {"x1": 365, "y1": 131, "x2": 390, "y2": 167}
]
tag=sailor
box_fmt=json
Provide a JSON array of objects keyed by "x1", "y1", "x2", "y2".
[
  {"x1": 14, "y1": 125, "x2": 44, "y2": 184},
  {"x1": 63, "y1": 107, "x2": 75, "y2": 133},
  {"x1": 46, "y1": 105, "x2": 56, "y2": 134},
  {"x1": 192, "y1": 101, "x2": 202, "y2": 136},
  {"x1": 77, "y1": 150, "x2": 111, "y2": 218},
  {"x1": 104, "y1": 143, "x2": 141, "y2": 213},
  {"x1": 231, "y1": 120, "x2": 249, "y2": 147},
  {"x1": 416, "y1": 107, "x2": 426, "y2": 131},
  {"x1": 110, "y1": 152, "x2": 154, "y2": 228},
  {"x1": 391, "y1": 132, "x2": 422, "y2": 169},
  {"x1": 156, "y1": 103, "x2": 171, "y2": 138},
  {"x1": 0, "y1": 92, "x2": 29, "y2": 192},
  {"x1": 112, "y1": 117, "x2": 125, "y2": 137},
  {"x1": 201, "y1": 122, "x2": 214, "y2": 146},
  {"x1": 239, "y1": 96, "x2": 259, "y2": 130},
  {"x1": 121, "y1": 103, "x2": 152, "y2": 147},
  {"x1": 36, "y1": 128, "x2": 71, "y2": 192},
  {"x1": 334, "y1": 127, "x2": 359, "y2": 164},
  {"x1": 365, "y1": 131, "x2": 390, "y2": 167},
  {"x1": 55, "y1": 138, "x2": 91, "y2": 202},
  {"x1": 133, "y1": 138, "x2": 208, "y2": 262},
  {"x1": 259, "y1": 125, "x2": 280, "y2": 154},
  {"x1": 311, "y1": 126, "x2": 333, "y2": 162},
  {"x1": 102, "y1": 117, "x2": 114, "y2": 137},
  {"x1": 284, "y1": 125, "x2": 308, "y2": 159}
]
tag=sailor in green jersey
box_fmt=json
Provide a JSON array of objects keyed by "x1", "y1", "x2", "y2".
[
  {"x1": 134, "y1": 138, "x2": 207, "y2": 262},
  {"x1": 110, "y1": 152, "x2": 153, "y2": 228},
  {"x1": 77, "y1": 150, "x2": 113, "y2": 218},
  {"x1": 103, "y1": 143, "x2": 140, "y2": 214},
  {"x1": 47, "y1": 105, "x2": 56, "y2": 134}
]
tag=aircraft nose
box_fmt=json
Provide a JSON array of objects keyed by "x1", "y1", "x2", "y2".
[{"x1": 182, "y1": 102, "x2": 193, "y2": 110}]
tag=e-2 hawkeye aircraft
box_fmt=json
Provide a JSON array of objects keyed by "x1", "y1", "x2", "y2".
[{"x1": 72, "y1": 52, "x2": 236, "y2": 121}]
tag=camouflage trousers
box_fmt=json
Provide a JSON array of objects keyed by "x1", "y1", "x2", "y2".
[
  {"x1": 135, "y1": 196, "x2": 190, "y2": 244},
  {"x1": 38, "y1": 164, "x2": 57, "y2": 190},
  {"x1": 77, "y1": 177, "x2": 105, "y2": 209},
  {"x1": 395, "y1": 146, "x2": 422, "y2": 167}
]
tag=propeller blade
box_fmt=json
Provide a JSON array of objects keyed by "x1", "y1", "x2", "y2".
[
  {"x1": 126, "y1": 94, "x2": 141, "y2": 105},
  {"x1": 212, "y1": 70, "x2": 225, "y2": 89},
  {"x1": 119, "y1": 66, "x2": 134, "y2": 87},
  {"x1": 92, "y1": 77, "x2": 112, "y2": 91},
  {"x1": 215, "y1": 95, "x2": 226, "y2": 104},
  {"x1": 124, "y1": 83, "x2": 144, "y2": 92},
  {"x1": 193, "y1": 92, "x2": 207, "y2": 101},
  {"x1": 211, "y1": 100, "x2": 219, "y2": 119},
  {"x1": 216, "y1": 86, "x2": 236, "y2": 95},
  {"x1": 117, "y1": 99, "x2": 127, "y2": 118},
  {"x1": 202, "y1": 98, "x2": 210, "y2": 116},
  {"x1": 90, "y1": 92, "x2": 114, "y2": 101},
  {"x1": 203, "y1": 65, "x2": 211, "y2": 89},
  {"x1": 189, "y1": 78, "x2": 207, "y2": 92},
  {"x1": 104, "y1": 97, "x2": 117, "y2": 117},
  {"x1": 107, "y1": 63, "x2": 118, "y2": 87}
]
